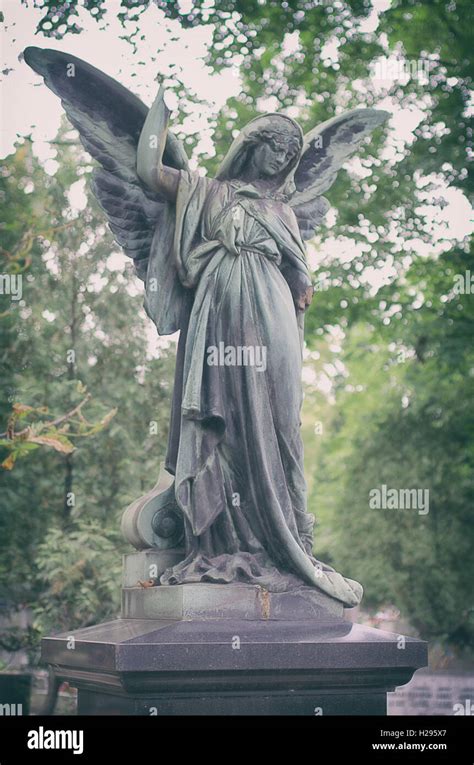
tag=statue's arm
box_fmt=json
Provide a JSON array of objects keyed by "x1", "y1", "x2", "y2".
[
  {"x1": 137, "y1": 85, "x2": 180, "y2": 202},
  {"x1": 279, "y1": 210, "x2": 314, "y2": 312}
]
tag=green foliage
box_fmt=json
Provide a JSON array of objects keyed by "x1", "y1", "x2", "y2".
[
  {"x1": 0, "y1": 130, "x2": 174, "y2": 653},
  {"x1": 0, "y1": 388, "x2": 117, "y2": 470},
  {"x1": 304, "y1": 318, "x2": 474, "y2": 648},
  {"x1": 23, "y1": 0, "x2": 149, "y2": 38},
  {"x1": 33, "y1": 519, "x2": 124, "y2": 638}
]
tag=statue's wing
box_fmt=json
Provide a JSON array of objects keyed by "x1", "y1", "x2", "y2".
[
  {"x1": 290, "y1": 108, "x2": 389, "y2": 240},
  {"x1": 23, "y1": 47, "x2": 189, "y2": 283}
]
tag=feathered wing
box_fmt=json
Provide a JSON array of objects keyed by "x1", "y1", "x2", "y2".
[
  {"x1": 23, "y1": 46, "x2": 190, "y2": 333},
  {"x1": 290, "y1": 108, "x2": 390, "y2": 240}
]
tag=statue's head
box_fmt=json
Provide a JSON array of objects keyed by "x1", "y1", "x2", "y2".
[
  {"x1": 216, "y1": 113, "x2": 303, "y2": 196},
  {"x1": 249, "y1": 127, "x2": 301, "y2": 178}
]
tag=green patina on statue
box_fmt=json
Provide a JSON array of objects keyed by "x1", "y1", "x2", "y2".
[{"x1": 24, "y1": 46, "x2": 388, "y2": 606}]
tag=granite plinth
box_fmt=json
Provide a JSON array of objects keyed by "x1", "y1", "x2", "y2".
[{"x1": 41, "y1": 583, "x2": 428, "y2": 716}]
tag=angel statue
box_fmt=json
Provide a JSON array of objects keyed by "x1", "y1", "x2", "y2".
[{"x1": 24, "y1": 47, "x2": 388, "y2": 608}]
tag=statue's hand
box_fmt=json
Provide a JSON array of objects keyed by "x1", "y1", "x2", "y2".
[
  {"x1": 281, "y1": 267, "x2": 314, "y2": 312},
  {"x1": 295, "y1": 284, "x2": 314, "y2": 312},
  {"x1": 290, "y1": 272, "x2": 314, "y2": 312}
]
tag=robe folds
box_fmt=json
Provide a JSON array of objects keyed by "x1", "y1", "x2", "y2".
[{"x1": 149, "y1": 169, "x2": 362, "y2": 606}]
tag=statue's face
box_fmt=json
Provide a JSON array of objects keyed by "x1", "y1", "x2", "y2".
[{"x1": 252, "y1": 139, "x2": 294, "y2": 178}]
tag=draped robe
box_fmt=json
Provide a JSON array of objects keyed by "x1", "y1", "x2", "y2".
[{"x1": 152, "y1": 169, "x2": 362, "y2": 605}]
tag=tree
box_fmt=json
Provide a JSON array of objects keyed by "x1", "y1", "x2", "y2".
[{"x1": 0, "y1": 130, "x2": 175, "y2": 649}]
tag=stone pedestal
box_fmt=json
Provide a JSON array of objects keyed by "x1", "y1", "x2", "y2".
[{"x1": 41, "y1": 552, "x2": 428, "y2": 716}]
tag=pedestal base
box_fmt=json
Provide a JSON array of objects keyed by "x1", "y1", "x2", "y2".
[{"x1": 41, "y1": 584, "x2": 427, "y2": 716}]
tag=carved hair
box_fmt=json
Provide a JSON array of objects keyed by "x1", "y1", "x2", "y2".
[{"x1": 248, "y1": 128, "x2": 302, "y2": 159}]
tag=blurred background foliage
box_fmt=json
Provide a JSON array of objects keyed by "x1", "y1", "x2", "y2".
[{"x1": 1, "y1": 0, "x2": 473, "y2": 660}]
